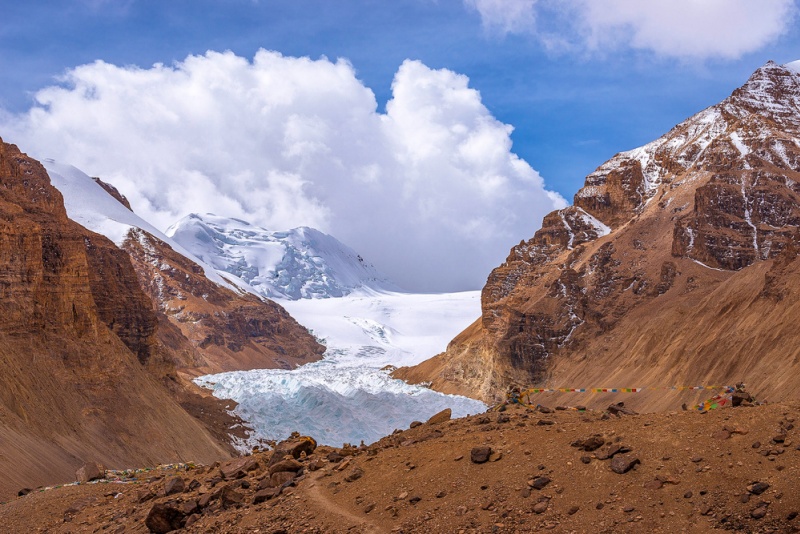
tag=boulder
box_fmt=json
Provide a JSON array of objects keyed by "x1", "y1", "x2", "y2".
[
  {"x1": 747, "y1": 482, "x2": 770, "y2": 495},
  {"x1": 270, "y1": 436, "x2": 317, "y2": 465},
  {"x1": 610, "y1": 455, "x2": 640, "y2": 474},
  {"x1": 571, "y1": 435, "x2": 605, "y2": 451},
  {"x1": 426, "y1": 408, "x2": 452, "y2": 425},
  {"x1": 270, "y1": 471, "x2": 297, "y2": 487},
  {"x1": 607, "y1": 402, "x2": 637, "y2": 416},
  {"x1": 731, "y1": 391, "x2": 754, "y2": 407},
  {"x1": 530, "y1": 477, "x2": 551, "y2": 490},
  {"x1": 220, "y1": 485, "x2": 244, "y2": 508},
  {"x1": 219, "y1": 457, "x2": 259, "y2": 480},
  {"x1": 76, "y1": 462, "x2": 105, "y2": 483},
  {"x1": 253, "y1": 488, "x2": 279, "y2": 504},
  {"x1": 268, "y1": 458, "x2": 303, "y2": 475},
  {"x1": 470, "y1": 446, "x2": 492, "y2": 464},
  {"x1": 344, "y1": 467, "x2": 364, "y2": 482},
  {"x1": 164, "y1": 476, "x2": 185, "y2": 496},
  {"x1": 145, "y1": 501, "x2": 186, "y2": 533}
]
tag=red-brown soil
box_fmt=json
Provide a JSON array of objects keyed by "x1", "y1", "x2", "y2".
[{"x1": 1, "y1": 401, "x2": 797, "y2": 533}]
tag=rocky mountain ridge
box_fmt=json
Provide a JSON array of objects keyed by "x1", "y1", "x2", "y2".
[
  {"x1": 396, "y1": 60, "x2": 800, "y2": 409},
  {"x1": 0, "y1": 140, "x2": 323, "y2": 500}
]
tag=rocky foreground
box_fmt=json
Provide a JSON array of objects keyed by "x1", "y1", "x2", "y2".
[{"x1": 1, "y1": 400, "x2": 798, "y2": 533}]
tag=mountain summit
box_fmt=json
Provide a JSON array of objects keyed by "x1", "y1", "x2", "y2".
[
  {"x1": 167, "y1": 213, "x2": 398, "y2": 300},
  {"x1": 396, "y1": 60, "x2": 800, "y2": 408}
]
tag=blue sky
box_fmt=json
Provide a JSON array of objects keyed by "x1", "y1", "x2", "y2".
[{"x1": 2, "y1": 0, "x2": 800, "y2": 290}]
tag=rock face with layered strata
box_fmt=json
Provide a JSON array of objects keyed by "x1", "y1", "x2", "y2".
[
  {"x1": 121, "y1": 228, "x2": 325, "y2": 376},
  {"x1": 0, "y1": 138, "x2": 240, "y2": 499},
  {"x1": 396, "y1": 61, "x2": 800, "y2": 408}
]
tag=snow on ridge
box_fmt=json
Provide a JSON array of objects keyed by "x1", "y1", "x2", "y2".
[
  {"x1": 576, "y1": 207, "x2": 611, "y2": 237},
  {"x1": 786, "y1": 60, "x2": 800, "y2": 75},
  {"x1": 167, "y1": 213, "x2": 399, "y2": 300},
  {"x1": 42, "y1": 160, "x2": 249, "y2": 294}
]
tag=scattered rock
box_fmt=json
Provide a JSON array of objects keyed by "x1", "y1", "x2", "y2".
[
  {"x1": 496, "y1": 414, "x2": 510, "y2": 424},
  {"x1": 731, "y1": 391, "x2": 754, "y2": 407},
  {"x1": 164, "y1": 476, "x2": 185, "y2": 496},
  {"x1": 145, "y1": 501, "x2": 185, "y2": 533},
  {"x1": 363, "y1": 502, "x2": 376, "y2": 513},
  {"x1": 76, "y1": 462, "x2": 105, "y2": 483},
  {"x1": 409, "y1": 421, "x2": 422, "y2": 428},
  {"x1": 751, "y1": 505, "x2": 769, "y2": 519},
  {"x1": 595, "y1": 444, "x2": 631, "y2": 460},
  {"x1": 17, "y1": 488, "x2": 32, "y2": 497},
  {"x1": 643, "y1": 480, "x2": 663, "y2": 490},
  {"x1": 252, "y1": 488, "x2": 278, "y2": 504},
  {"x1": 426, "y1": 408, "x2": 452, "y2": 425},
  {"x1": 580, "y1": 456, "x2": 591, "y2": 464},
  {"x1": 488, "y1": 451, "x2": 503, "y2": 462},
  {"x1": 537, "y1": 405, "x2": 554, "y2": 414},
  {"x1": 471, "y1": 446, "x2": 492, "y2": 464},
  {"x1": 571, "y1": 435, "x2": 605, "y2": 451},
  {"x1": 607, "y1": 402, "x2": 637, "y2": 416},
  {"x1": 344, "y1": 467, "x2": 364, "y2": 482},
  {"x1": 536, "y1": 420, "x2": 555, "y2": 426},
  {"x1": 270, "y1": 471, "x2": 297, "y2": 487},
  {"x1": 220, "y1": 485, "x2": 244, "y2": 508},
  {"x1": 269, "y1": 458, "x2": 303, "y2": 475},
  {"x1": 712, "y1": 429, "x2": 731, "y2": 440},
  {"x1": 409, "y1": 495, "x2": 422, "y2": 504},
  {"x1": 220, "y1": 457, "x2": 258, "y2": 480},
  {"x1": 684, "y1": 491, "x2": 693, "y2": 499},
  {"x1": 530, "y1": 477, "x2": 551, "y2": 490},
  {"x1": 271, "y1": 436, "x2": 317, "y2": 463},
  {"x1": 533, "y1": 500, "x2": 549, "y2": 514},
  {"x1": 568, "y1": 505, "x2": 580, "y2": 515},
  {"x1": 747, "y1": 482, "x2": 770, "y2": 495},
  {"x1": 610, "y1": 455, "x2": 640, "y2": 474}
]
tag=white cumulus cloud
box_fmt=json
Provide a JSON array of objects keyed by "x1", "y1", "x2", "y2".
[
  {"x1": 466, "y1": 0, "x2": 797, "y2": 60},
  {"x1": 1, "y1": 50, "x2": 565, "y2": 292}
]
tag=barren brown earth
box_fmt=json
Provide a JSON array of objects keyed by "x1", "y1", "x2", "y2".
[{"x1": 1, "y1": 401, "x2": 798, "y2": 533}]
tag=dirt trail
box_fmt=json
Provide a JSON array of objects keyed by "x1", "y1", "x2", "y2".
[{"x1": 306, "y1": 476, "x2": 385, "y2": 533}]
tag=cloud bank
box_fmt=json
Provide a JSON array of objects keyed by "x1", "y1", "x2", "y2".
[
  {"x1": 467, "y1": 0, "x2": 797, "y2": 60},
  {"x1": 1, "y1": 50, "x2": 565, "y2": 292}
]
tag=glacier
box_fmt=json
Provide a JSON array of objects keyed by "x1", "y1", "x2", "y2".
[{"x1": 195, "y1": 290, "x2": 487, "y2": 448}]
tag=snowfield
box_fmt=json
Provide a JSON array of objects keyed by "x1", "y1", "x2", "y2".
[
  {"x1": 195, "y1": 290, "x2": 487, "y2": 448},
  {"x1": 167, "y1": 213, "x2": 398, "y2": 300}
]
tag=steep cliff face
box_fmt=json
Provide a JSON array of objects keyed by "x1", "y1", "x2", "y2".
[
  {"x1": 121, "y1": 228, "x2": 325, "y2": 376},
  {"x1": 396, "y1": 61, "x2": 800, "y2": 408},
  {"x1": 0, "y1": 139, "x2": 237, "y2": 499}
]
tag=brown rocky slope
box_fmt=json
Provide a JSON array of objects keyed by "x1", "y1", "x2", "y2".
[
  {"x1": 396, "y1": 61, "x2": 800, "y2": 410},
  {"x1": 0, "y1": 139, "x2": 322, "y2": 500},
  {"x1": 1, "y1": 401, "x2": 798, "y2": 533}
]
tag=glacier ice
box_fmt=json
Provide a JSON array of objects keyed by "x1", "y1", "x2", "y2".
[{"x1": 195, "y1": 290, "x2": 487, "y2": 448}]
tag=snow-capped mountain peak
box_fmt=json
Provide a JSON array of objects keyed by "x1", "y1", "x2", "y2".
[{"x1": 166, "y1": 213, "x2": 399, "y2": 300}]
